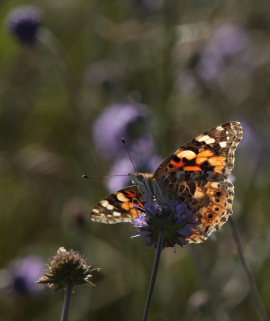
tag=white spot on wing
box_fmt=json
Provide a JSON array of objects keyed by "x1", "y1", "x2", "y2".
[
  {"x1": 197, "y1": 135, "x2": 211, "y2": 142},
  {"x1": 219, "y1": 141, "x2": 227, "y2": 147},
  {"x1": 205, "y1": 138, "x2": 215, "y2": 144},
  {"x1": 197, "y1": 135, "x2": 215, "y2": 144},
  {"x1": 216, "y1": 126, "x2": 223, "y2": 131},
  {"x1": 101, "y1": 200, "x2": 109, "y2": 207},
  {"x1": 117, "y1": 193, "x2": 129, "y2": 202},
  {"x1": 177, "y1": 150, "x2": 196, "y2": 160}
]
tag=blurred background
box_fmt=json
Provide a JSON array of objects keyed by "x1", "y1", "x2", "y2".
[{"x1": 0, "y1": 0, "x2": 270, "y2": 320}]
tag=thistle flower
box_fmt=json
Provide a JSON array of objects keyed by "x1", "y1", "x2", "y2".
[
  {"x1": 133, "y1": 200, "x2": 199, "y2": 248},
  {"x1": 37, "y1": 247, "x2": 99, "y2": 291},
  {"x1": 7, "y1": 6, "x2": 42, "y2": 45}
]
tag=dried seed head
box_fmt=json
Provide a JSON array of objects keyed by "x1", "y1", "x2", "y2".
[{"x1": 37, "y1": 247, "x2": 100, "y2": 291}]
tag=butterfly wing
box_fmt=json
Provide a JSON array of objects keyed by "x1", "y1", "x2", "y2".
[
  {"x1": 153, "y1": 122, "x2": 243, "y2": 243},
  {"x1": 90, "y1": 186, "x2": 144, "y2": 224},
  {"x1": 154, "y1": 122, "x2": 242, "y2": 178}
]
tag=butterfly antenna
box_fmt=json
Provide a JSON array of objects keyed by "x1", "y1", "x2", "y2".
[
  {"x1": 121, "y1": 137, "x2": 136, "y2": 172},
  {"x1": 82, "y1": 174, "x2": 128, "y2": 179}
]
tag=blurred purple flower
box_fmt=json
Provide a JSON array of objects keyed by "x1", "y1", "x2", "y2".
[
  {"x1": 133, "y1": 200, "x2": 199, "y2": 248},
  {"x1": 178, "y1": 24, "x2": 260, "y2": 102},
  {"x1": 7, "y1": 255, "x2": 44, "y2": 296},
  {"x1": 197, "y1": 24, "x2": 254, "y2": 84},
  {"x1": 106, "y1": 154, "x2": 162, "y2": 192},
  {"x1": 93, "y1": 103, "x2": 154, "y2": 160},
  {"x1": 7, "y1": 6, "x2": 42, "y2": 45}
]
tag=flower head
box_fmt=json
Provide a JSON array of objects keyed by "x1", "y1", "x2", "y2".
[
  {"x1": 133, "y1": 200, "x2": 199, "y2": 248},
  {"x1": 93, "y1": 103, "x2": 153, "y2": 159},
  {"x1": 6, "y1": 255, "x2": 44, "y2": 296},
  {"x1": 37, "y1": 247, "x2": 99, "y2": 291},
  {"x1": 7, "y1": 6, "x2": 42, "y2": 45}
]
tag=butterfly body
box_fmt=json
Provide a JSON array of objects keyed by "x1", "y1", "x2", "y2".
[{"x1": 90, "y1": 122, "x2": 243, "y2": 243}]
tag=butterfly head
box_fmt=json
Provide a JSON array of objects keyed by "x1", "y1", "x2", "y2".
[{"x1": 129, "y1": 173, "x2": 169, "y2": 206}]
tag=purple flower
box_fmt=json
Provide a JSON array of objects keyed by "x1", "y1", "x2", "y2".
[
  {"x1": 6, "y1": 255, "x2": 44, "y2": 296},
  {"x1": 178, "y1": 24, "x2": 260, "y2": 101},
  {"x1": 7, "y1": 6, "x2": 42, "y2": 45},
  {"x1": 133, "y1": 200, "x2": 200, "y2": 248},
  {"x1": 197, "y1": 24, "x2": 255, "y2": 86},
  {"x1": 93, "y1": 103, "x2": 153, "y2": 160},
  {"x1": 106, "y1": 154, "x2": 162, "y2": 192}
]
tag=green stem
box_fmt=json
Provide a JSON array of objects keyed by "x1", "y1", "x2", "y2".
[
  {"x1": 229, "y1": 217, "x2": 269, "y2": 321},
  {"x1": 38, "y1": 27, "x2": 77, "y2": 97},
  {"x1": 61, "y1": 282, "x2": 73, "y2": 321},
  {"x1": 142, "y1": 230, "x2": 164, "y2": 321}
]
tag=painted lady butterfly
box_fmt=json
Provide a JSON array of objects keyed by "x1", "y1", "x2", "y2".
[{"x1": 90, "y1": 122, "x2": 243, "y2": 243}]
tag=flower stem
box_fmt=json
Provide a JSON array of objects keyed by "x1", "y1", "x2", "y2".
[
  {"x1": 38, "y1": 28, "x2": 77, "y2": 96},
  {"x1": 142, "y1": 230, "x2": 164, "y2": 321},
  {"x1": 61, "y1": 282, "x2": 73, "y2": 321},
  {"x1": 228, "y1": 217, "x2": 269, "y2": 321}
]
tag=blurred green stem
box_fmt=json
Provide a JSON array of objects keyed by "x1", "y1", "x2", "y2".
[
  {"x1": 37, "y1": 28, "x2": 89, "y2": 136},
  {"x1": 229, "y1": 217, "x2": 269, "y2": 321},
  {"x1": 61, "y1": 282, "x2": 73, "y2": 321},
  {"x1": 37, "y1": 28, "x2": 92, "y2": 156},
  {"x1": 38, "y1": 28, "x2": 77, "y2": 97},
  {"x1": 142, "y1": 230, "x2": 164, "y2": 321}
]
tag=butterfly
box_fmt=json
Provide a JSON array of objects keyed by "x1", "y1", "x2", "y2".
[{"x1": 90, "y1": 122, "x2": 243, "y2": 243}]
